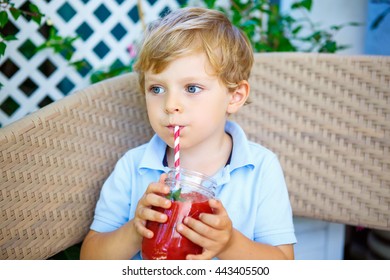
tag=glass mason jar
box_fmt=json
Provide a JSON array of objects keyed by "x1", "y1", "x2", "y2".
[{"x1": 141, "y1": 168, "x2": 216, "y2": 260}]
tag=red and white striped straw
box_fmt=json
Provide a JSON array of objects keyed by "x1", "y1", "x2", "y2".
[{"x1": 174, "y1": 125, "x2": 180, "y2": 181}]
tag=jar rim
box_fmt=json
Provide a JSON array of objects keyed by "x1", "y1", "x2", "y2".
[
  {"x1": 167, "y1": 167, "x2": 216, "y2": 184},
  {"x1": 166, "y1": 167, "x2": 216, "y2": 197}
]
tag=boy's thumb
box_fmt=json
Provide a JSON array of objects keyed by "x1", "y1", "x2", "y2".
[{"x1": 159, "y1": 173, "x2": 168, "y2": 183}]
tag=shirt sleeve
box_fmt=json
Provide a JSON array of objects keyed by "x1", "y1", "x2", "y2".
[
  {"x1": 90, "y1": 154, "x2": 133, "y2": 232},
  {"x1": 254, "y1": 155, "x2": 297, "y2": 245}
]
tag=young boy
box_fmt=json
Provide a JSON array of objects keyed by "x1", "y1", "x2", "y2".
[{"x1": 80, "y1": 7, "x2": 296, "y2": 260}]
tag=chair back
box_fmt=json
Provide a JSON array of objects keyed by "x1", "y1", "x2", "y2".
[
  {"x1": 233, "y1": 53, "x2": 390, "y2": 231},
  {"x1": 1, "y1": 53, "x2": 389, "y2": 259}
]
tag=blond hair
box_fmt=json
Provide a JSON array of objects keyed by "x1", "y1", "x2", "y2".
[{"x1": 134, "y1": 7, "x2": 254, "y2": 93}]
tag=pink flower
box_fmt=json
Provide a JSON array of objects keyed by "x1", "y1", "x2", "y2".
[{"x1": 127, "y1": 44, "x2": 137, "y2": 59}]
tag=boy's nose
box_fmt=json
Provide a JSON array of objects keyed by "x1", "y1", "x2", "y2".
[{"x1": 164, "y1": 93, "x2": 182, "y2": 114}]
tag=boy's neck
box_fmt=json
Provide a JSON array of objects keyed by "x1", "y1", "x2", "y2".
[{"x1": 165, "y1": 132, "x2": 232, "y2": 177}]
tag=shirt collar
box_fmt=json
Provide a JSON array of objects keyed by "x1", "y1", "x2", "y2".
[
  {"x1": 138, "y1": 134, "x2": 168, "y2": 174},
  {"x1": 224, "y1": 121, "x2": 255, "y2": 171},
  {"x1": 137, "y1": 121, "x2": 254, "y2": 174}
]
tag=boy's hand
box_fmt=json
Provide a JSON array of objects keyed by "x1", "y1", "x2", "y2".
[
  {"x1": 133, "y1": 174, "x2": 171, "y2": 239},
  {"x1": 176, "y1": 199, "x2": 233, "y2": 260}
]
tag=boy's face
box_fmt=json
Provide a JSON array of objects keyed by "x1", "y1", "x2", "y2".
[{"x1": 144, "y1": 52, "x2": 233, "y2": 150}]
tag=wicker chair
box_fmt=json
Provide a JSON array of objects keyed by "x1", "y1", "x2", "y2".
[{"x1": 1, "y1": 53, "x2": 389, "y2": 259}]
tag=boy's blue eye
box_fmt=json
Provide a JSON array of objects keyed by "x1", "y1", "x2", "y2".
[
  {"x1": 187, "y1": 85, "x2": 201, "y2": 94},
  {"x1": 150, "y1": 86, "x2": 165, "y2": 94}
]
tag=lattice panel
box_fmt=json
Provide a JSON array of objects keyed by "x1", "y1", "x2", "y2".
[{"x1": 0, "y1": 0, "x2": 183, "y2": 127}]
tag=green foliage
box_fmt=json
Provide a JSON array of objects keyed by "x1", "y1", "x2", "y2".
[
  {"x1": 1, "y1": 1, "x2": 36, "y2": 58},
  {"x1": 0, "y1": 1, "x2": 81, "y2": 87},
  {"x1": 89, "y1": 0, "x2": 362, "y2": 84},
  {"x1": 194, "y1": 0, "x2": 360, "y2": 53},
  {"x1": 34, "y1": 26, "x2": 88, "y2": 72},
  {"x1": 35, "y1": 28, "x2": 78, "y2": 59},
  {"x1": 1, "y1": 0, "x2": 363, "y2": 86},
  {"x1": 90, "y1": 65, "x2": 133, "y2": 84}
]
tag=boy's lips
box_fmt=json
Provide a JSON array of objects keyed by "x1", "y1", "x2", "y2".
[{"x1": 166, "y1": 125, "x2": 184, "y2": 133}]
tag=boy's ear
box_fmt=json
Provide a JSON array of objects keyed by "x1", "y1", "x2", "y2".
[{"x1": 227, "y1": 80, "x2": 250, "y2": 114}]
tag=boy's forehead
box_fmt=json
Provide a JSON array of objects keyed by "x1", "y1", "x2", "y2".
[{"x1": 145, "y1": 52, "x2": 217, "y2": 79}]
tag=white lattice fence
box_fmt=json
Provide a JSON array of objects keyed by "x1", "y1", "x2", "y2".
[{"x1": 0, "y1": 0, "x2": 183, "y2": 127}]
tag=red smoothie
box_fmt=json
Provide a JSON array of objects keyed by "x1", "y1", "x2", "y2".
[{"x1": 141, "y1": 193, "x2": 212, "y2": 260}]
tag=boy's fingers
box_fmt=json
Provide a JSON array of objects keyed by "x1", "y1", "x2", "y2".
[
  {"x1": 145, "y1": 182, "x2": 170, "y2": 195},
  {"x1": 186, "y1": 252, "x2": 213, "y2": 260},
  {"x1": 134, "y1": 220, "x2": 153, "y2": 239},
  {"x1": 141, "y1": 177, "x2": 171, "y2": 208},
  {"x1": 137, "y1": 206, "x2": 167, "y2": 223},
  {"x1": 143, "y1": 174, "x2": 169, "y2": 196},
  {"x1": 198, "y1": 201, "x2": 231, "y2": 230},
  {"x1": 182, "y1": 217, "x2": 212, "y2": 237},
  {"x1": 142, "y1": 192, "x2": 171, "y2": 209},
  {"x1": 199, "y1": 212, "x2": 231, "y2": 231},
  {"x1": 133, "y1": 174, "x2": 171, "y2": 239},
  {"x1": 209, "y1": 199, "x2": 225, "y2": 213},
  {"x1": 177, "y1": 222, "x2": 212, "y2": 248},
  {"x1": 159, "y1": 173, "x2": 168, "y2": 183}
]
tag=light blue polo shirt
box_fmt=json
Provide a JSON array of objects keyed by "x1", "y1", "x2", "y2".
[{"x1": 91, "y1": 121, "x2": 296, "y2": 259}]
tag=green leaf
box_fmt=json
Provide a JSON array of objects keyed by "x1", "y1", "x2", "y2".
[
  {"x1": 0, "y1": 42, "x2": 6, "y2": 56},
  {"x1": 291, "y1": 0, "x2": 312, "y2": 11},
  {"x1": 33, "y1": 16, "x2": 41, "y2": 25},
  {"x1": 90, "y1": 70, "x2": 107, "y2": 84},
  {"x1": 204, "y1": 0, "x2": 217, "y2": 9},
  {"x1": 4, "y1": 34, "x2": 17, "y2": 41},
  {"x1": 370, "y1": 7, "x2": 390, "y2": 30},
  {"x1": 89, "y1": 64, "x2": 131, "y2": 83},
  {"x1": 34, "y1": 42, "x2": 48, "y2": 52},
  {"x1": 166, "y1": 188, "x2": 182, "y2": 201},
  {"x1": 329, "y1": 24, "x2": 343, "y2": 32},
  {"x1": 31, "y1": 14, "x2": 43, "y2": 25},
  {"x1": 292, "y1": 25, "x2": 303, "y2": 35},
  {"x1": 60, "y1": 47, "x2": 74, "y2": 60},
  {"x1": 173, "y1": 188, "x2": 182, "y2": 201},
  {"x1": 304, "y1": 31, "x2": 324, "y2": 42},
  {"x1": 284, "y1": 15, "x2": 296, "y2": 24},
  {"x1": 69, "y1": 59, "x2": 87, "y2": 70},
  {"x1": 29, "y1": 3, "x2": 41, "y2": 14},
  {"x1": 49, "y1": 27, "x2": 58, "y2": 38},
  {"x1": 10, "y1": 7, "x2": 22, "y2": 20},
  {"x1": 232, "y1": 0, "x2": 247, "y2": 10},
  {"x1": 318, "y1": 40, "x2": 337, "y2": 53},
  {"x1": 348, "y1": 22, "x2": 363, "y2": 27},
  {"x1": 0, "y1": 11, "x2": 9, "y2": 28},
  {"x1": 29, "y1": 3, "x2": 43, "y2": 25},
  {"x1": 231, "y1": 9, "x2": 241, "y2": 25},
  {"x1": 241, "y1": 19, "x2": 259, "y2": 28}
]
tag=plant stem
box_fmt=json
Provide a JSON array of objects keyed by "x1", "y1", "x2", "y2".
[{"x1": 137, "y1": 0, "x2": 145, "y2": 31}]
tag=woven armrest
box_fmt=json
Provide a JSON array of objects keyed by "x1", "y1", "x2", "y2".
[
  {"x1": 1, "y1": 53, "x2": 389, "y2": 259},
  {"x1": 0, "y1": 73, "x2": 153, "y2": 259}
]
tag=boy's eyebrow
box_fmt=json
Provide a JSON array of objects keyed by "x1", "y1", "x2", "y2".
[
  {"x1": 144, "y1": 73, "x2": 164, "y2": 83},
  {"x1": 145, "y1": 73, "x2": 216, "y2": 83}
]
